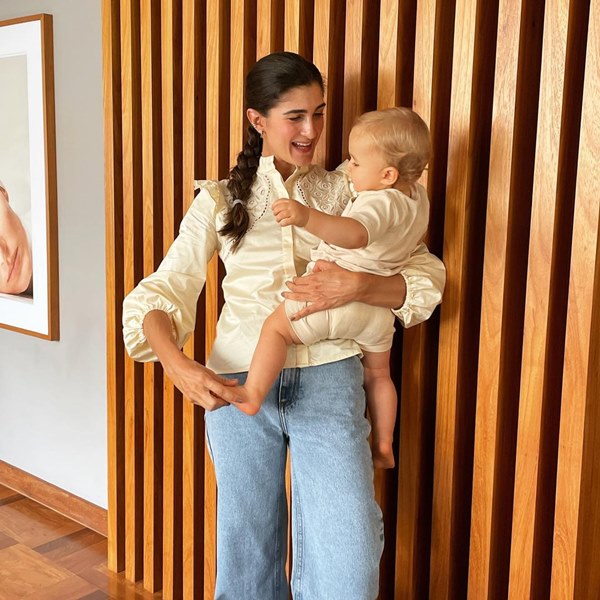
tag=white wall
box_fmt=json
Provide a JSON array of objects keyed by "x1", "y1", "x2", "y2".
[{"x1": 0, "y1": 0, "x2": 106, "y2": 508}]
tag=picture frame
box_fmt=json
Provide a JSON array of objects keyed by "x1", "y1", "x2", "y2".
[{"x1": 0, "y1": 14, "x2": 59, "y2": 340}]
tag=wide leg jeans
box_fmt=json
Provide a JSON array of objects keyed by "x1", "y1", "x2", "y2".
[{"x1": 205, "y1": 356, "x2": 384, "y2": 600}]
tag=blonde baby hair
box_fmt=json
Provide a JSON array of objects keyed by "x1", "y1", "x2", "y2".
[{"x1": 353, "y1": 107, "x2": 431, "y2": 185}]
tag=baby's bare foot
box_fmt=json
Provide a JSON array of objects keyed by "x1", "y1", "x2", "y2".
[{"x1": 232, "y1": 385, "x2": 263, "y2": 416}]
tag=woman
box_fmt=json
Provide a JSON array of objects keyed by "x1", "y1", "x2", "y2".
[
  {"x1": 123, "y1": 52, "x2": 444, "y2": 599},
  {"x1": 0, "y1": 179, "x2": 33, "y2": 296}
]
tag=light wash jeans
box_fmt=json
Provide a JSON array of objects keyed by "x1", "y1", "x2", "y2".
[{"x1": 205, "y1": 356, "x2": 384, "y2": 600}]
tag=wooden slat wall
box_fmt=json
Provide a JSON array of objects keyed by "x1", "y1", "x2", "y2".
[{"x1": 103, "y1": 0, "x2": 600, "y2": 597}]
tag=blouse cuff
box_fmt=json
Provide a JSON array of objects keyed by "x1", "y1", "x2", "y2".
[
  {"x1": 122, "y1": 298, "x2": 183, "y2": 362},
  {"x1": 393, "y1": 269, "x2": 444, "y2": 328}
]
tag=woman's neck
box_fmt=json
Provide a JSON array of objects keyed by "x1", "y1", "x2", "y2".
[{"x1": 273, "y1": 157, "x2": 295, "y2": 180}]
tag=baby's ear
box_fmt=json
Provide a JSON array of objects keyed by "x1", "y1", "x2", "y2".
[{"x1": 382, "y1": 166, "x2": 399, "y2": 186}]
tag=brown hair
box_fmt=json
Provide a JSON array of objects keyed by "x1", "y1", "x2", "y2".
[{"x1": 220, "y1": 52, "x2": 324, "y2": 251}]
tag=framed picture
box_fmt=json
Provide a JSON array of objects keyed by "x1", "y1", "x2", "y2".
[{"x1": 0, "y1": 14, "x2": 58, "y2": 340}]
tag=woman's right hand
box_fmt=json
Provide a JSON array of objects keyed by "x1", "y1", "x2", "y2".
[
  {"x1": 143, "y1": 309, "x2": 242, "y2": 411},
  {"x1": 165, "y1": 354, "x2": 241, "y2": 411}
]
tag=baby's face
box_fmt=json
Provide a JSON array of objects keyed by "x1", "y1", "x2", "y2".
[
  {"x1": 346, "y1": 128, "x2": 391, "y2": 193},
  {"x1": 0, "y1": 187, "x2": 33, "y2": 294}
]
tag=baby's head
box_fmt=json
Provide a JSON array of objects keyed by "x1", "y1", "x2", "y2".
[{"x1": 347, "y1": 107, "x2": 431, "y2": 193}]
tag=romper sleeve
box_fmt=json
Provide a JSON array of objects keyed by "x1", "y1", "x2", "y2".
[
  {"x1": 393, "y1": 242, "x2": 446, "y2": 328},
  {"x1": 122, "y1": 182, "x2": 222, "y2": 361}
]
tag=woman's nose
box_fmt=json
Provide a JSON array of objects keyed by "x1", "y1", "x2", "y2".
[{"x1": 301, "y1": 118, "x2": 316, "y2": 138}]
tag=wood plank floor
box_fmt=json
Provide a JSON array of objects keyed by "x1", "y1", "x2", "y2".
[{"x1": 0, "y1": 484, "x2": 161, "y2": 599}]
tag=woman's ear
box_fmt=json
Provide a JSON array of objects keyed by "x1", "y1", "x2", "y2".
[{"x1": 246, "y1": 108, "x2": 265, "y2": 135}]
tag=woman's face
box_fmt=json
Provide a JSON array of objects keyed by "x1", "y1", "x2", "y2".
[
  {"x1": 0, "y1": 187, "x2": 33, "y2": 294},
  {"x1": 249, "y1": 82, "x2": 325, "y2": 178}
]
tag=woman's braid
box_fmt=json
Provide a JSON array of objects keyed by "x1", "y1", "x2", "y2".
[{"x1": 221, "y1": 126, "x2": 262, "y2": 251}]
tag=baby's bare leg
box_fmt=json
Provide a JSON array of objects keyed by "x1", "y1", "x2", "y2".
[
  {"x1": 236, "y1": 303, "x2": 302, "y2": 415},
  {"x1": 362, "y1": 349, "x2": 396, "y2": 468}
]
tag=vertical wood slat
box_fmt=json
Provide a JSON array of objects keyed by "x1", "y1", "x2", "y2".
[
  {"x1": 551, "y1": 0, "x2": 600, "y2": 596},
  {"x1": 377, "y1": 0, "x2": 400, "y2": 111},
  {"x1": 205, "y1": 1, "x2": 230, "y2": 597},
  {"x1": 141, "y1": 0, "x2": 163, "y2": 592},
  {"x1": 182, "y1": 0, "x2": 200, "y2": 598},
  {"x1": 508, "y1": 0, "x2": 584, "y2": 596},
  {"x1": 342, "y1": 0, "x2": 380, "y2": 156},
  {"x1": 393, "y1": 0, "x2": 445, "y2": 596},
  {"x1": 431, "y1": 0, "x2": 497, "y2": 596},
  {"x1": 103, "y1": 0, "x2": 125, "y2": 575},
  {"x1": 377, "y1": 0, "x2": 417, "y2": 110},
  {"x1": 468, "y1": 0, "x2": 524, "y2": 596},
  {"x1": 120, "y1": 0, "x2": 144, "y2": 583},
  {"x1": 376, "y1": 3, "x2": 424, "y2": 598},
  {"x1": 256, "y1": 0, "x2": 284, "y2": 58},
  {"x1": 161, "y1": 1, "x2": 183, "y2": 597},
  {"x1": 312, "y1": 0, "x2": 345, "y2": 169},
  {"x1": 284, "y1": 0, "x2": 314, "y2": 59},
  {"x1": 470, "y1": 0, "x2": 545, "y2": 596}
]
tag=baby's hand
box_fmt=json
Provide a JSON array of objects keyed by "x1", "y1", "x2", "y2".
[{"x1": 272, "y1": 199, "x2": 310, "y2": 227}]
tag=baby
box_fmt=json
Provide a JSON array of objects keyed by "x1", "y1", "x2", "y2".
[{"x1": 236, "y1": 107, "x2": 431, "y2": 469}]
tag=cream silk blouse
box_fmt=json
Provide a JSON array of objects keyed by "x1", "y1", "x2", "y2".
[{"x1": 122, "y1": 156, "x2": 446, "y2": 374}]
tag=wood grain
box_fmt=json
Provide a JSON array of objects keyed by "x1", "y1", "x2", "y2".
[
  {"x1": 102, "y1": 0, "x2": 125, "y2": 574},
  {"x1": 120, "y1": 0, "x2": 144, "y2": 581},
  {"x1": 551, "y1": 1, "x2": 599, "y2": 596},
  {"x1": 430, "y1": 0, "x2": 496, "y2": 596},
  {"x1": 140, "y1": 0, "x2": 163, "y2": 592},
  {"x1": 0, "y1": 462, "x2": 106, "y2": 538},
  {"x1": 508, "y1": 0, "x2": 574, "y2": 596},
  {"x1": 284, "y1": 0, "x2": 314, "y2": 60},
  {"x1": 160, "y1": 1, "x2": 183, "y2": 596},
  {"x1": 342, "y1": 0, "x2": 380, "y2": 157},
  {"x1": 40, "y1": 14, "x2": 60, "y2": 341},
  {"x1": 102, "y1": 1, "x2": 600, "y2": 596},
  {"x1": 256, "y1": 0, "x2": 284, "y2": 59},
  {"x1": 470, "y1": 0, "x2": 544, "y2": 595},
  {"x1": 312, "y1": 0, "x2": 345, "y2": 169},
  {"x1": 205, "y1": 1, "x2": 230, "y2": 596}
]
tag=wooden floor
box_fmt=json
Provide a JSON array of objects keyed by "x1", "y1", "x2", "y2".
[{"x1": 0, "y1": 483, "x2": 161, "y2": 600}]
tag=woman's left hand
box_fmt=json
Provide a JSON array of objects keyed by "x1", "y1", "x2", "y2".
[{"x1": 282, "y1": 260, "x2": 363, "y2": 320}]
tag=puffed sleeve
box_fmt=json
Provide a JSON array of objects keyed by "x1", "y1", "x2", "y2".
[
  {"x1": 393, "y1": 242, "x2": 446, "y2": 328},
  {"x1": 122, "y1": 182, "x2": 222, "y2": 361}
]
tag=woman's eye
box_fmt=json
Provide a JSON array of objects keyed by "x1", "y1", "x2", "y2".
[
  {"x1": 314, "y1": 112, "x2": 324, "y2": 118},
  {"x1": 289, "y1": 116, "x2": 302, "y2": 122}
]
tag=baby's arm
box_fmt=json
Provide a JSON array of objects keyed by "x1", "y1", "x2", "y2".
[{"x1": 272, "y1": 198, "x2": 368, "y2": 249}]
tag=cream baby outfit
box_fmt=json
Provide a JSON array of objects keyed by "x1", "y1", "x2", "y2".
[
  {"x1": 286, "y1": 185, "x2": 429, "y2": 353},
  {"x1": 122, "y1": 157, "x2": 444, "y2": 373}
]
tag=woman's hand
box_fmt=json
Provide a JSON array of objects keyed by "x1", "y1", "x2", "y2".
[
  {"x1": 166, "y1": 354, "x2": 242, "y2": 411},
  {"x1": 272, "y1": 199, "x2": 310, "y2": 227},
  {"x1": 282, "y1": 260, "x2": 408, "y2": 320},
  {"x1": 282, "y1": 260, "x2": 364, "y2": 320},
  {"x1": 143, "y1": 309, "x2": 242, "y2": 411}
]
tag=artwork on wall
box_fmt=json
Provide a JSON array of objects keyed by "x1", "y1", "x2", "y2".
[{"x1": 0, "y1": 14, "x2": 58, "y2": 340}]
